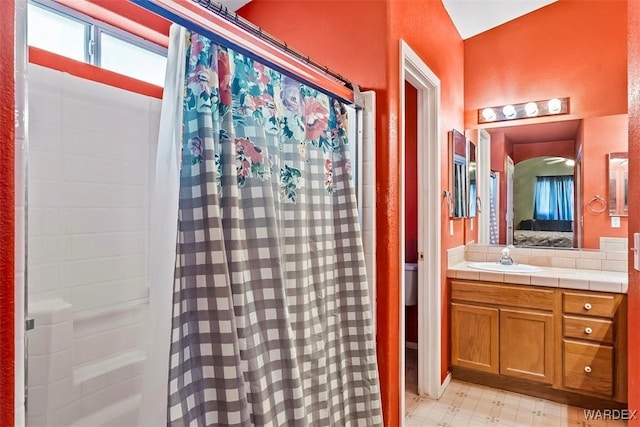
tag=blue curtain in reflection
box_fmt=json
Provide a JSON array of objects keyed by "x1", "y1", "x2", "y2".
[{"x1": 533, "y1": 175, "x2": 574, "y2": 220}]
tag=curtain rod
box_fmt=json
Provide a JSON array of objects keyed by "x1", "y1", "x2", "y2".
[
  {"x1": 192, "y1": 0, "x2": 352, "y2": 90},
  {"x1": 129, "y1": 0, "x2": 356, "y2": 104}
]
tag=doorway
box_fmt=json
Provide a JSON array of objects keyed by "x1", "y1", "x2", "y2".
[{"x1": 399, "y1": 40, "x2": 443, "y2": 414}]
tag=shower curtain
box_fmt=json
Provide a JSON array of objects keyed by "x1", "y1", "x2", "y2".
[{"x1": 141, "y1": 25, "x2": 381, "y2": 427}]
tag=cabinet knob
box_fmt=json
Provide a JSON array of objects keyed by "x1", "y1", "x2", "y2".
[
  {"x1": 584, "y1": 303, "x2": 592, "y2": 310},
  {"x1": 584, "y1": 327, "x2": 593, "y2": 335},
  {"x1": 584, "y1": 366, "x2": 592, "y2": 373}
]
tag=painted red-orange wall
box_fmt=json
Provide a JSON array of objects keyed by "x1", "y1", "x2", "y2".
[
  {"x1": 581, "y1": 114, "x2": 628, "y2": 249},
  {"x1": 511, "y1": 140, "x2": 575, "y2": 165},
  {"x1": 627, "y1": 0, "x2": 640, "y2": 423},
  {"x1": 464, "y1": 0, "x2": 627, "y2": 128},
  {"x1": 405, "y1": 81, "x2": 419, "y2": 345},
  {"x1": 1, "y1": 1, "x2": 15, "y2": 425}
]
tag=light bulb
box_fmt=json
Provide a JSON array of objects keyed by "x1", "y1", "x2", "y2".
[
  {"x1": 502, "y1": 104, "x2": 516, "y2": 119},
  {"x1": 524, "y1": 102, "x2": 539, "y2": 116},
  {"x1": 548, "y1": 98, "x2": 562, "y2": 113},
  {"x1": 482, "y1": 108, "x2": 496, "y2": 121}
]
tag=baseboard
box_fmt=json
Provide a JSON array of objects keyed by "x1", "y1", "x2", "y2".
[
  {"x1": 439, "y1": 372, "x2": 452, "y2": 398},
  {"x1": 405, "y1": 341, "x2": 418, "y2": 350}
]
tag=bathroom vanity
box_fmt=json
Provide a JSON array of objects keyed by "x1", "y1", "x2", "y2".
[{"x1": 447, "y1": 260, "x2": 628, "y2": 408}]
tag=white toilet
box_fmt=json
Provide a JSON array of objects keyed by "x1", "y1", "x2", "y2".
[{"x1": 405, "y1": 263, "x2": 418, "y2": 306}]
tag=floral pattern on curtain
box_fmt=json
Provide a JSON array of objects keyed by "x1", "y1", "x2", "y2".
[{"x1": 167, "y1": 32, "x2": 382, "y2": 426}]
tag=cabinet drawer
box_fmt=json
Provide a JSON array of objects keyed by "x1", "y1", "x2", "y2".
[
  {"x1": 563, "y1": 292, "x2": 619, "y2": 318},
  {"x1": 563, "y1": 340, "x2": 613, "y2": 396},
  {"x1": 451, "y1": 280, "x2": 554, "y2": 311},
  {"x1": 563, "y1": 315, "x2": 614, "y2": 343}
]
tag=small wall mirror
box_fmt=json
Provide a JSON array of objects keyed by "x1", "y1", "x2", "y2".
[
  {"x1": 449, "y1": 129, "x2": 468, "y2": 217},
  {"x1": 468, "y1": 139, "x2": 477, "y2": 218},
  {"x1": 608, "y1": 152, "x2": 628, "y2": 216}
]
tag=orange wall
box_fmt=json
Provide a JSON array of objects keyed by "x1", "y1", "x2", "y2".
[
  {"x1": 1, "y1": 0, "x2": 15, "y2": 424},
  {"x1": 582, "y1": 114, "x2": 629, "y2": 249},
  {"x1": 511, "y1": 140, "x2": 575, "y2": 164},
  {"x1": 464, "y1": 0, "x2": 627, "y2": 128},
  {"x1": 405, "y1": 82, "x2": 419, "y2": 344},
  {"x1": 627, "y1": 0, "x2": 640, "y2": 423}
]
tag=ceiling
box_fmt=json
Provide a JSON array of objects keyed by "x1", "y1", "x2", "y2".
[
  {"x1": 441, "y1": 0, "x2": 557, "y2": 40},
  {"x1": 222, "y1": 0, "x2": 252, "y2": 13}
]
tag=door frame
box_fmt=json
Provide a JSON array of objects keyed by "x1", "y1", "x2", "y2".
[
  {"x1": 505, "y1": 156, "x2": 515, "y2": 245},
  {"x1": 399, "y1": 40, "x2": 443, "y2": 408}
]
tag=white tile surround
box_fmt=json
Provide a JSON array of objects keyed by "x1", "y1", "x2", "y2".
[
  {"x1": 447, "y1": 238, "x2": 629, "y2": 294},
  {"x1": 25, "y1": 65, "x2": 160, "y2": 426}
]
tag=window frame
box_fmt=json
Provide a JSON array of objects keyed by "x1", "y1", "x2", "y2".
[{"x1": 29, "y1": 0, "x2": 167, "y2": 86}]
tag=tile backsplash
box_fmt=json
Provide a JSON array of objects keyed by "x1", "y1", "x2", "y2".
[{"x1": 448, "y1": 237, "x2": 628, "y2": 272}]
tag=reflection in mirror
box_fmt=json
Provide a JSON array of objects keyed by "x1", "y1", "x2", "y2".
[
  {"x1": 608, "y1": 152, "x2": 628, "y2": 216},
  {"x1": 449, "y1": 129, "x2": 468, "y2": 217},
  {"x1": 513, "y1": 156, "x2": 575, "y2": 248},
  {"x1": 468, "y1": 140, "x2": 477, "y2": 217}
]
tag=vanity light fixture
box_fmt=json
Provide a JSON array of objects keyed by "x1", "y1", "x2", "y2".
[
  {"x1": 524, "y1": 102, "x2": 539, "y2": 116},
  {"x1": 548, "y1": 98, "x2": 562, "y2": 113},
  {"x1": 502, "y1": 104, "x2": 517, "y2": 119},
  {"x1": 482, "y1": 108, "x2": 497, "y2": 122},
  {"x1": 477, "y1": 97, "x2": 570, "y2": 123}
]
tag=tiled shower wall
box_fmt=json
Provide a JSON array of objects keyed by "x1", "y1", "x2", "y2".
[{"x1": 26, "y1": 64, "x2": 160, "y2": 426}]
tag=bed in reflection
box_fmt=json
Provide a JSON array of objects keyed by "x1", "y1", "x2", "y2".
[{"x1": 514, "y1": 219, "x2": 574, "y2": 248}]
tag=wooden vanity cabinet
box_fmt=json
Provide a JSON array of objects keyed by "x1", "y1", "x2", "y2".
[
  {"x1": 451, "y1": 280, "x2": 555, "y2": 384},
  {"x1": 451, "y1": 303, "x2": 499, "y2": 373},
  {"x1": 561, "y1": 291, "x2": 627, "y2": 401},
  {"x1": 500, "y1": 308, "x2": 554, "y2": 384},
  {"x1": 450, "y1": 280, "x2": 627, "y2": 405}
]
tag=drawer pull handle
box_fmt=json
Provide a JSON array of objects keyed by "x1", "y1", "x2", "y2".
[
  {"x1": 585, "y1": 327, "x2": 593, "y2": 335},
  {"x1": 584, "y1": 366, "x2": 592, "y2": 373},
  {"x1": 584, "y1": 303, "x2": 592, "y2": 310}
]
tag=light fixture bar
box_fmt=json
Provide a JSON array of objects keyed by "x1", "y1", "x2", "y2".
[{"x1": 477, "y1": 97, "x2": 570, "y2": 124}]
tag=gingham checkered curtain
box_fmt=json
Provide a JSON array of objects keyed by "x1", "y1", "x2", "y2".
[{"x1": 167, "y1": 31, "x2": 382, "y2": 426}]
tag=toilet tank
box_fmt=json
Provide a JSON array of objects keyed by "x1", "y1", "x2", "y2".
[{"x1": 405, "y1": 263, "x2": 418, "y2": 306}]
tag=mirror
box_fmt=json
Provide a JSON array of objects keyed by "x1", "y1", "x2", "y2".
[
  {"x1": 476, "y1": 115, "x2": 628, "y2": 250},
  {"x1": 449, "y1": 129, "x2": 468, "y2": 217},
  {"x1": 468, "y1": 139, "x2": 478, "y2": 217},
  {"x1": 608, "y1": 152, "x2": 628, "y2": 216}
]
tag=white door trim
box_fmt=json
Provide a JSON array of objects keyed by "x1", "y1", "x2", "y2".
[{"x1": 399, "y1": 40, "x2": 443, "y2": 411}]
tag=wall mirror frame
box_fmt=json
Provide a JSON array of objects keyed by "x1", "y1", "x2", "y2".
[
  {"x1": 608, "y1": 152, "x2": 628, "y2": 217},
  {"x1": 449, "y1": 129, "x2": 468, "y2": 218}
]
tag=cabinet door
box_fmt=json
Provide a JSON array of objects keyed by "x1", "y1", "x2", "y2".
[
  {"x1": 451, "y1": 303, "x2": 499, "y2": 374},
  {"x1": 500, "y1": 308, "x2": 554, "y2": 384}
]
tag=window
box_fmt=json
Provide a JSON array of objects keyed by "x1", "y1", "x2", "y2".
[
  {"x1": 27, "y1": 0, "x2": 167, "y2": 86},
  {"x1": 533, "y1": 175, "x2": 574, "y2": 221},
  {"x1": 28, "y1": 3, "x2": 87, "y2": 62}
]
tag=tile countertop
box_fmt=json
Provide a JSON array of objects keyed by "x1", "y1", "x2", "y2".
[{"x1": 447, "y1": 262, "x2": 628, "y2": 294}]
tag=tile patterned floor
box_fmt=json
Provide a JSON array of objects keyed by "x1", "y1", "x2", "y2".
[{"x1": 405, "y1": 349, "x2": 628, "y2": 427}]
